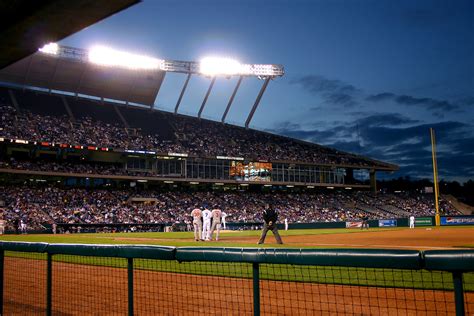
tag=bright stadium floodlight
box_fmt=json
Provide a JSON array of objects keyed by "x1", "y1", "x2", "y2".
[
  {"x1": 199, "y1": 57, "x2": 250, "y2": 76},
  {"x1": 38, "y1": 42, "x2": 58, "y2": 55},
  {"x1": 88, "y1": 45, "x2": 164, "y2": 70}
]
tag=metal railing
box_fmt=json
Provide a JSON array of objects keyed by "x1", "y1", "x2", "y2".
[{"x1": 1, "y1": 242, "x2": 473, "y2": 315}]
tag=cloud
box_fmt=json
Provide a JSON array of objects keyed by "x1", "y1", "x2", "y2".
[
  {"x1": 270, "y1": 115, "x2": 474, "y2": 181},
  {"x1": 366, "y1": 92, "x2": 461, "y2": 118},
  {"x1": 353, "y1": 113, "x2": 419, "y2": 127},
  {"x1": 293, "y1": 74, "x2": 467, "y2": 118},
  {"x1": 290, "y1": 75, "x2": 360, "y2": 107},
  {"x1": 365, "y1": 93, "x2": 395, "y2": 102}
]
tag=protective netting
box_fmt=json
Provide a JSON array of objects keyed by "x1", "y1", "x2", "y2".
[
  {"x1": 3, "y1": 252, "x2": 47, "y2": 314},
  {"x1": 51, "y1": 255, "x2": 127, "y2": 315},
  {"x1": 134, "y1": 260, "x2": 253, "y2": 315},
  {"x1": 2, "y1": 252, "x2": 473, "y2": 315}
]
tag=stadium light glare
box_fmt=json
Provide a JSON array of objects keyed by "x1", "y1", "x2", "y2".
[
  {"x1": 38, "y1": 42, "x2": 58, "y2": 55},
  {"x1": 88, "y1": 45, "x2": 163, "y2": 70},
  {"x1": 200, "y1": 57, "x2": 250, "y2": 76}
]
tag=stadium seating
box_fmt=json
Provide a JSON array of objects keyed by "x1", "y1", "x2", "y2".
[
  {"x1": 0, "y1": 185, "x2": 461, "y2": 231},
  {"x1": 0, "y1": 86, "x2": 390, "y2": 167}
]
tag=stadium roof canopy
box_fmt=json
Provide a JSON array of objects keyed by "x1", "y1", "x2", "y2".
[
  {"x1": 0, "y1": 44, "x2": 285, "y2": 124},
  {"x1": 0, "y1": 47, "x2": 164, "y2": 105},
  {"x1": 0, "y1": 0, "x2": 139, "y2": 69}
]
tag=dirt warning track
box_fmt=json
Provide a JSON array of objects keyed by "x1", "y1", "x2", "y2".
[{"x1": 4, "y1": 257, "x2": 473, "y2": 315}]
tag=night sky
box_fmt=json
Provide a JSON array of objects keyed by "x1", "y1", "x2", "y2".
[{"x1": 60, "y1": 0, "x2": 474, "y2": 182}]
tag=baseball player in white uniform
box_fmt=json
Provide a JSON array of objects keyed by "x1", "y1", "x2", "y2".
[
  {"x1": 20, "y1": 219, "x2": 27, "y2": 234},
  {"x1": 202, "y1": 206, "x2": 212, "y2": 241},
  {"x1": 209, "y1": 208, "x2": 222, "y2": 241},
  {"x1": 0, "y1": 211, "x2": 5, "y2": 235},
  {"x1": 191, "y1": 208, "x2": 203, "y2": 241},
  {"x1": 409, "y1": 215, "x2": 415, "y2": 229},
  {"x1": 221, "y1": 211, "x2": 227, "y2": 229}
]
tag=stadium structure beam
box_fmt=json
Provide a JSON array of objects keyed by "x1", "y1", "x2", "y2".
[
  {"x1": 22, "y1": 56, "x2": 33, "y2": 88},
  {"x1": 74, "y1": 66, "x2": 87, "y2": 97},
  {"x1": 198, "y1": 77, "x2": 216, "y2": 119},
  {"x1": 245, "y1": 77, "x2": 271, "y2": 128},
  {"x1": 174, "y1": 74, "x2": 192, "y2": 114},
  {"x1": 221, "y1": 76, "x2": 243, "y2": 123},
  {"x1": 125, "y1": 72, "x2": 138, "y2": 106},
  {"x1": 47, "y1": 59, "x2": 60, "y2": 93},
  {"x1": 150, "y1": 72, "x2": 166, "y2": 110}
]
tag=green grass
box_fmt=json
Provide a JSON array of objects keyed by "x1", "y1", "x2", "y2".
[
  {"x1": 0, "y1": 227, "x2": 410, "y2": 248},
  {"x1": 2, "y1": 228, "x2": 473, "y2": 291},
  {"x1": 6, "y1": 250, "x2": 473, "y2": 292}
]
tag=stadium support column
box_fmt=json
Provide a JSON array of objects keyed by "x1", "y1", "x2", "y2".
[
  {"x1": 198, "y1": 77, "x2": 216, "y2": 119},
  {"x1": 221, "y1": 76, "x2": 243, "y2": 123},
  {"x1": 245, "y1": 77, "x2": 271, "y2": 129},
  {"x1": 8, "y1": 89, "x2": 20, "y2": 111},
  {"x1": 370, "y1": 169, "x2": 377, "y2": 194},
  {"x1": 175, "y1": 74, "x2": 192, "y2": 114},
  {"x1": 61, "y1": 96, "x2": 75, "y2": 122},
  {"x1": 114, "y1": 105, "x2": 130, "y2": 128}
]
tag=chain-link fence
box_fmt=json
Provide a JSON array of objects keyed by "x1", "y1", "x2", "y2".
[{"x1": 1, "y1": 243, "x2": 472, "y2": 315}]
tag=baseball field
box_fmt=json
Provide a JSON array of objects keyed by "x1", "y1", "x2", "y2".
[
  {"x1": 1, "y1": 226, "x2": 473, "y2": 249},
  {"x1": 1, "y1": 226, "x2": 473, "y2": 315}
]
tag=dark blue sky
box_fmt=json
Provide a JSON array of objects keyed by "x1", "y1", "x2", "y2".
[{"x1": 61, "y1": 0, "x2": 474, "y2": 182}]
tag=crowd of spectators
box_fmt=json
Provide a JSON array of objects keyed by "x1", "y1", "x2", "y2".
[
  {"x1": 0, "y1": 105, "x2": 181, "y2": 153},
  {"x1": 1, "y1": 101, "x2": 390, "y2": 168},
  {"x1": 0, "y1": 186, "x2": 461, "y2": 231}
]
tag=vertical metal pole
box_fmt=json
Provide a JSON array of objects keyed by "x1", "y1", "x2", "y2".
[
  {"x1": 198, "y1": 77, "x2": 216, "y2": 119},
  {"x1": 0, "y1": 250, "x2": 4, "y2": 316},
  {"x1": 221, "y1": 76, "x2": 243, "y2": 123},
  {"x1": 252, "y1": 263, "x2": 260, "y2": 316},
  {"x1": 47, "y1": 253, "x2": 52, "y2": 316},
  {"x1": 430, "y1": 128, "x2": 440, "y2": 226},
  {"x1": 174, "y1": 73, "x2": 192, "y2": 114},
  {"x1": 245, "y1": 77, "x2": 271, "y2": 128},
  {"x1": 452, "y1": 272, "x2": 465, "y2": 316},
  {"x1": 128, "y1": 258, "x2": 134, "y2": 316}
]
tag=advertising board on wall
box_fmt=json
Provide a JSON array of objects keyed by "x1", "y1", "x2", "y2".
[
  {"x1": 378, "y1": 219, "x2": 397, "y2": 227},
  {"x1": 345, "y1": 221, "x2": 362, "y2": 228},
  {"x1": 415, "y1": 217, "x2": 433, "y2": 226},
  {"x1": 441, "y1": 216, "x2": 474, "y2": 225}
]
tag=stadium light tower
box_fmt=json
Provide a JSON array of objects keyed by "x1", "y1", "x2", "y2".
[{"x1": 36, "y1": 43, "x2": 284, "y2": 126}]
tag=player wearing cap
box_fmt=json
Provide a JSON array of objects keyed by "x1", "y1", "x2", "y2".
[
  {"x1": 191, "y1": 208, "x2": 203, "y2": 241},
  {"x1": 202, "y1": 206, "x2": 212, "y2": 241},
  {"x1": 209, "y1": 207, "x2": 222, "y2": 241}
]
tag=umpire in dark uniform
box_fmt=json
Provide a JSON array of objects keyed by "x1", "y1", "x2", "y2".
[{"x1": 258, "y1": 202, "x2": 283, "y2": 244}]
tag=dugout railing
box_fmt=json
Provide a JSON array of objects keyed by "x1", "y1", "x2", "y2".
[{"x1": 0, "y1": 242, "x2": 473, "y2": 315}]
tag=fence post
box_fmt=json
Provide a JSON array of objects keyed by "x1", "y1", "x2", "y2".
[
  {"x1": 0, "y1": 250, "x2": 4, "y2": 316},
  {"x1": 128, "y1": 258, "x2": 134, "y2": 316},
  {"x1": 452, "y1": 272, "x2": 464, "y2": 316},
  {"x1": 47, "y1": 253, "x2": 52, "y2": 316},
  {"x1": 252, "y1": 262, "x2": 260, "y2": 316}
]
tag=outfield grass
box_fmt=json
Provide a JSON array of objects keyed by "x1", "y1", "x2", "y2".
[
  {"x1": 6, "y1": 250, "x2": 472, "y2": 292},
  {"x1": 2, "y1": 228, "x2": 473, "y2": 291},
  {"x1": 0, "y1": 227, "x2": 408, "y2": 248}
]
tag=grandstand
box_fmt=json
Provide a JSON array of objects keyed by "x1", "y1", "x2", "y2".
[
  {"x1": 0, "y1": 83, "x2": 462, "y2": 232},
  {"x1": 0, "y1": 42, "x2": 461, "y2": 233}
]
